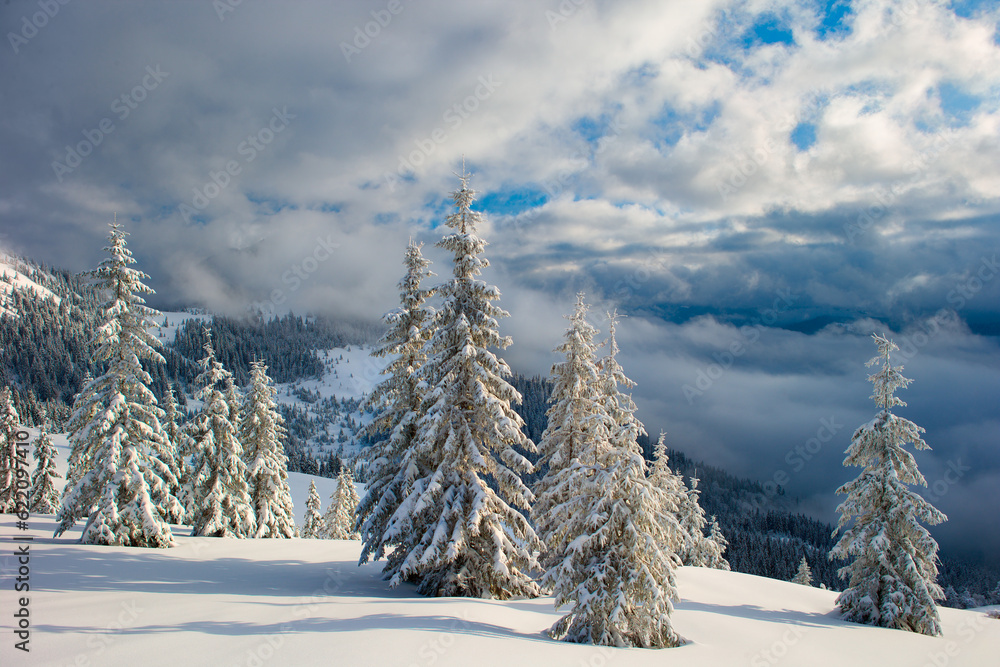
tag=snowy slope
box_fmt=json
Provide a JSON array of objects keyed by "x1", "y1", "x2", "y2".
[
  {"x1": 148, "y1": 310, "x2": 213, "y2": 344},
  {"x1": 2, "y1": 516, "x2": 996, "y2": 667},
  {"x1": 278, "y1": 344, "x2": 384, "y2": 403},
  {"x1": 0, "y1": 256, "x2": 61, "y2": 317},
  {"x1": 273, "y1": 345, "x2": 388, "y2": 461},
  {"x1": 2, "y1": 437, "x2": 997, "y2": 666}
]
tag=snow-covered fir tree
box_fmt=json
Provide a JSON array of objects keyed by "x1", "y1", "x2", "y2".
[
  {"x1": 63, "y1": 372, "x2": 97, "y2": 497},
  {"x1": 29, "y1": 427, "x2": 61, "y2": 514},
  {"x1": 55, "y1": 224, "x2": 181, "y2": 547},
  {"x1": 648, "y1": 432, "x2": 693, "y2": 566},
  {"x1": 830, "y1": 333, "x2": 946, "y2": 636},
  {"x1": 0, "y1": 387, "x2": 22, "y2": 513},
  {"x1": 540, "y1": 314, "x2": 683, "y2": 648},
  {"x1": 323, "y1": 466, "x2": 360, "y2": 540},
  {"x1": 704, "y1": 515, "x2": 731, "y2": 570},
  {"x1": 300, "y1": 480, "x2": 324, "y2": 538},
  {"x1": 793, "y1": 556, "x2": 813, "y2": 586},
  {"x1": 391, "y1": 171, "x2": 541, "y2": 598},
  {"x1": 240, "y1": 360, "x2": 296, "y2": 539},
  {"x1": 532, "y1": 293, "x2": 607, "y2": 564},
  {"x1": 162, "y1": 386, "x2": 193, "y2": 518},
  {"x1": 357, "y1": 240, "x2": 435, "y2": 575},
  {"x1": 677, "y1": 475, "x2": 720, "y2": 567},
  {"x1": 187, "y1": 332, "x2": 256, "y2": 538}
]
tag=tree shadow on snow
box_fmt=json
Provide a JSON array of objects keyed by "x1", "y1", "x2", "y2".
[
  {"x1": 36, "y1": 613, "x2": 550, "y2": 644},
  {"x1": 34, "y1": 546, "x2": 409, "y2": 599},
  {"x1": 677, "y1": 600, "x2": 847, "y2": 629}
]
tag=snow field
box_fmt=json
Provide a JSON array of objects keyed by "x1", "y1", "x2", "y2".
[
  {"x1": 1, "y1": 434, "x2": 997, "y2": 666},
  {"x1": 2, "y1": 512, "x2": 997, "y2": 667}
]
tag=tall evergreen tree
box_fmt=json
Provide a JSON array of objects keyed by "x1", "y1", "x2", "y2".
[
  {"x1": 0, "y1": 387, "x2": 22, "y2": 513},
  {"x1": 323, "y1": 466, "x2": 360, "y2": 540},
  {"x1": 63, "y1": 373, "x2": 97, "y2": 498},
  {"x1": 648, "y1": 432, "x2": 692, "y2": 566},
  {"x1": 29, "y1": 427, "x2": 61, "y2": 514},
  {"x1": 704, "y1": 515, "x2": 731, "y2": 570},
  {"x1": 532, "y1": 293, "x2": 606, "y2": 565},
  {"x1": 392, "y1": 171, "x2": 541, "y2": 599},
  {"x1": 830, "y1": 334, "x2": 946, "y2": 636},
  {"x1": 187, "y1": 332, "x2": 255, "y2": 538},
  {"x1": 793, "y1": 556, "x2": 813, "y2": 586},
  {"x1": 162, "y1": 386, "x2": 193, "y2": 518},
  {"x1": 55, "y1": 224, "x2": 181, "y2": 547},
  {"x1": 300, "y1": 480, "x2": 324, "y2": 538},
  {"x1": 541, "y1": 315, "x2": 683, "y2": 648},
  {"x1": 357, "y1": 241, "x2": 436, "y2": 575},
  {"x1": 241, "y1": 360, "x2": 296, "y2": 538}
]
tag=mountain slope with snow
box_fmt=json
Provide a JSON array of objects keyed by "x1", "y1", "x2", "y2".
[{"x1": 0, "y1": 255, "x2": 62, "y2": 317}]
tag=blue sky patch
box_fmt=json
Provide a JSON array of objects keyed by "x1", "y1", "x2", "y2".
[
  {"x1": 743, "y1": 13, "x2": 796, "y2": 48},
  {"x1": 572, "y1": 115, "x2": 615, "y2": 143},
  {"x1": 949, "y1": 0, "x2": 994, "y2": 19},
  {"x1": 650, "y1": 101, "x2": 721, "y2": 149},
  {"x1": 790, "y1": 122, "x2": 817, "y2": 151},
  {"x1": 476, "y1": 187, "x2": 549, "y2": 217},
  {"x1": 814, "y1": 0, "x2": 853, "y2": 40},
  {"x1": 937, "y1": 81, "x2": 981, "y2": 125}
]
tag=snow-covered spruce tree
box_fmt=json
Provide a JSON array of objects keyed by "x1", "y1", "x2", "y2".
[
  {"x1": 240, "y1": 360, "x2": 296, "y2": 538},
  {"x1": 356, "y1": 241, "x2": 436, "y2": 575},
  {"x1": 323, "y1": 466, "x2": 360, "y2": 540},
  {"x1": 793, "y1": 556, "x2": 813, "y2": 586},
  {"x1": 187, "y1": 332, "x2": 256, "y2": 538},
  {"x1": 532, "y1": 293, "x2": 607, "y2": 565},
  {"x1": 648, "y1": 432, "x2": 692, "y2": 566},
  {"x1": 63, "y1": 373, "x2": 97, "y2": 497},
  {"x1": 300, "y1": 480, "x2": 324, "y2": 538},
  {"x1": 54, "y1": 224, "x2": 181, "y2": 547},
  {"x1": 162, "y1": 386, "x2": 194, "y2": 519},
  {"x1": 0, "y1": 387, "x2": 22, "y2": 513},
  {"x1": 392, "y1": 171, "x2": 542, "y2": 599},
  {"x1": 30, "y1": 428, "x2": 61, "y2": 514},
  {"x1": 541, "y1": 314, "x2": 684, "y2": 648},
  {"x1": 704, "y1": 515, "x2": 731, "y2": 570},
  {"x1": 677, "y1": 475, "x2": 710, "y2": 566},
  {"x1": 830, "y1": 333, "x2": 946, "y2": 636}
]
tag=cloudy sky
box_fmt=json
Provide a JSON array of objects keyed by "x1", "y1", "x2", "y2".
[{"x1": 2, "y1": 0, "x2": 998, "y2": 562}]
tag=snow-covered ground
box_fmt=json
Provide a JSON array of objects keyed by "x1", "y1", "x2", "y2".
[
  {"x1": 2, "y1": 435, "x2": 997, "y2": 666},
  {"x1": 149, "y1": 310, "x2": 213, "y2": 345},
  {"x1": 3, "y1": 514, "x2": 997, "y2": 667},
  {"x1": 277, "y1": 344, "x2": 385, "y2": 404}
]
